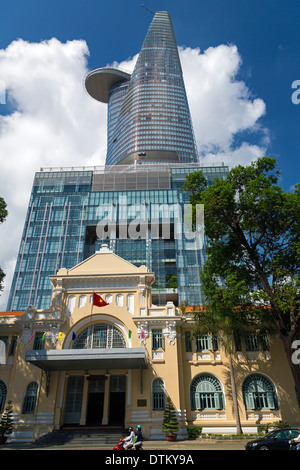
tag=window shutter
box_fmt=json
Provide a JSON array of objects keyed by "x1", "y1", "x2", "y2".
[
  {"x1": 245, "y1": 392, "x2": 255, "y2": 410},
  {"x1": 214, "y1": 392, "x2": 223, "y2": 410},
  {"x1": 195, "y1": 393, "x2": 201, "y2": 410},
  {"x1": 266, "y1": 392, "x2": 275, "y2": 409}
]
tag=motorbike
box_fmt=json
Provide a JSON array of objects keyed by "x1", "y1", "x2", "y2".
[
  {"x1": 113, "y1": 437, "x2": 143, "y2": 450},
  {"x1": 113, "y1": 437, "x2": 125, "y2": 450},
  {"x1": 289, "y1": 439, "x2": 300, "y2": 450}
]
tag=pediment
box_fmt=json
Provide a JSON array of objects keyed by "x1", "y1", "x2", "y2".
[{"x1": 57, "y1": 245, "x2": 149, "y2": 277}]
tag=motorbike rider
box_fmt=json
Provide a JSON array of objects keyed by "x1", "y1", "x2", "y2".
[
  {"x1": 133, "y1": 425, "x2": 143, "y2": 450},
  {"x1": 123, "y1": 426, "x2": 135, "y2": 450},
  {"x1": 291, "y1": 426, "x2": 300, "y2": 450}
]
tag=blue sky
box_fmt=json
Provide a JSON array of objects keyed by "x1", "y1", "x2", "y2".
[
  {"x1": 0, "y1": 0, "x2": 299, "y2": 308},
  {"x1": 1, "y1": 0, "x2": 299, "y2": 189}
]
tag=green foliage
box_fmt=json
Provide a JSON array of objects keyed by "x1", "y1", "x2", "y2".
[
  {"x1": 162, "y1": 396, "x2": 179, "y2": 435},
  {"x1": 183, "y1": 156, "x2": 300, "y2": 403},
  {"x1": 187, "y1": 426, "x2": 202, "y2": 440},
  {"x1": 167, "y1": 275, "x2": 177, "y2": 292},
  {"x1": 0, "y1": 401, "x2": 14, "y2": 436},
  {"x1": 257, "y1": 420, "x2": 290, "y2": 434},
  {"x1": 0, "y1": 197, "x2": 7, "y2": 224}
]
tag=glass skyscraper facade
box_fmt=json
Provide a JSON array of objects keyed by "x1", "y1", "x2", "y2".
[
  {"x1": 7, "y1": 164, "x2": 228, "y2": 311},
  {"x1": 7, "y1": 11, "x2": 229, "y2": 312},
  {"x1": 85, "y1": 11, "x2": 198, "y2": 166}
]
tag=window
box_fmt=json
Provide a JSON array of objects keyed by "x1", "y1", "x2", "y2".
[
  {"x1": 22, "y1": 382, "x2": 38, "y2": 414},
  {"x1": 9, "y1": 336, "x2": 18, "y2": 356},
  {"x1": 72, "y1": 323, "x2": 126, "y2": 349},
  {"x1": 244, "y1": 333, "x2": 269, "y2": 351},
  {"x1": 0, "y1": 380, "x2": 7, "y2": 413},
  {"x1": 127, "y1": 294, "x2": 134, "y2": 315},
  {"x1": 190, "y1": 374, "x2": 224, "y2": 410},
  {"x1": 243, "y1": 374, "x2": 278, "y2": 410},
  {"x1": 195, "y1": 334, "x2": 219, "y2": 351},
  {"x1": 66, "y1": 295, "x2": 76, "y2": 317},
  {"x1": 33, "y1": 332, "x2": 45, "y2": 350},
  {"x1": 152, "y1": 378, "x2": 165, "y2": 410},
  {"x1": 185, "y1": 332, "x2": 192, "y2": 352},
  {"x1": 152, "y1": 329, "x2": 163, "y2": 350},
  {"x1": 78, "y1": 295, "x2": 87, "y2": 309}
]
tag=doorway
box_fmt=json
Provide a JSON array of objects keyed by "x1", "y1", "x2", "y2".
[
  {"x1": 86, "y1": 378, "x2": 105, "y2": 426},
  {"x1": 108, "y1": 375, "x2": 126, "y2": 426},
  {"x1": 63, "y1": 375, "x2": 84, "y2": 425}
]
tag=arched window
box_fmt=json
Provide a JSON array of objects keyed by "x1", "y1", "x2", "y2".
[
  {"x1": 22, "y1": 382, "x2": 38, "y2": 414},
  {"x1": 66, "y1": 295, "x2": 76, "y2": 317},
  {"x1": 243, "y1": 374, "x2": 278, "y2": 410},
  {"x1": 72, "y1": 323, "x2": 126, "y2": 349},
  {"x1": 127, "y1": 294, "x2": 134, "y2": 315},
  {"x1": 78, "y1": 295, "x2": 87, "y2": 308},
  {"x1": 116, "y1": 294, "x2": 123, "y2": 307},
  {"x1": 152, "y1": 378, "x2": 165, "y2": 410},
  {"x1": 190, "y1": 373, "x2": 224, "y2": 410},
  {"x1": 0, "y1": 380, "x2": 7, "y2": 413}
]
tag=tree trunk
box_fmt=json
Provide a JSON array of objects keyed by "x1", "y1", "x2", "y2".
[
  {"x1": 228, "y1": 353, "x2": 243, "y2": 434},
  {"x1": 225, "y1": 333, "x2": 243, "y2": 434}
]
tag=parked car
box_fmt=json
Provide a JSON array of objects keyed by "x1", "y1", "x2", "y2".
[{"x1": 245, "y1": 428, "x2": 299, "y2": 450}]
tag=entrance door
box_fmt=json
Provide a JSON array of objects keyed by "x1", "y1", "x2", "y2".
[
  {"x1": 64, "y1": 376, "x2": 84, "y2": 425},
  {"x1": 86, "y1": 379, "x2": 105, "y2": 426},
  {"x1": 109, "y1": 375, "x2": 126, "y2": 426}
]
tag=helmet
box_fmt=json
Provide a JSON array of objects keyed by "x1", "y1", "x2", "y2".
[{"x1": 137, "y1": 425, "x2": 141, "y2": 429}]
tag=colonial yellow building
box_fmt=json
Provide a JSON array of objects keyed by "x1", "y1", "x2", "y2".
[{"x1": 0, "y1": 245, "x2": 299, "y2": 443}]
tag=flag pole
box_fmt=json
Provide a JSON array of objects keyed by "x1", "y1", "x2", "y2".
[
  {"x1": 88, "y1": 290, "x2": 95, "y2": 348},
  {"x1": 91, "y1": 290, "x2": 95, "y2": 316}
]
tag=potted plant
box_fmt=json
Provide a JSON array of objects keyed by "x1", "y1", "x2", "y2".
[
  {"x1": 0, "y1": 400, "x2": 14, "y2": 444},
  {"x1": 162, "y1": 396, "x2": 179, "y2": 441}
]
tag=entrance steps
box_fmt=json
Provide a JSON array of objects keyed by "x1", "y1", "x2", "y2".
[{"x1": 34, "y1": 427, "x2": 125, "y2": 448}]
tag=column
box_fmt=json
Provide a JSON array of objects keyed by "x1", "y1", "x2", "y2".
[
  {"x1": 79, "y1": 375, "x2": 89, "y2": 425},
  {"x1": 102, "y1": 373, "x2": 110, "y2": 425}
]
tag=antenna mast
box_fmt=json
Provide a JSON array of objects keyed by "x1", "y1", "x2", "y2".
[{"x1": 140, "y1": 4, "x2": 155, "y2": 15}]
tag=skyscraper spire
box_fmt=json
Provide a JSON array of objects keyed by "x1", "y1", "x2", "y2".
[{"x1": 86, "y1": 11, "x2": 198, "y2": 166}]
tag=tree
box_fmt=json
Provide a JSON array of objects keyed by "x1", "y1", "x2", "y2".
[
  {"x1": 167, "y1": 275, "x2": 178, "y2": 292},
  {"x1": 162, "y1": 396, "x2": 179, "y2": 436},
  {"x1": 0, "y1": 197, "x2": 8, "y2": 293},
  {"x1": 183, "y1": 157, "x2": 300, "y2": 407},
  {"x1": 0, "y1": 400, "x2": 14, "y2": 441},
  {"x1": 187, "y1": 271, "x2": 273, "y2": 434}
]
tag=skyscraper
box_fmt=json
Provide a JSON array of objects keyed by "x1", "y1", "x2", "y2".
[
  {"x1": 85, "y1": 11, "x2": 198, "y2": 166},
  {"x1": 7, "y1": 11, "x2": 228, "y2": 312}
]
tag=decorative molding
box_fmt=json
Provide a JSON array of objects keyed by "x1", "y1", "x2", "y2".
[
  {"x1": 137, "y1": 321, "x2": 149, "y2": 345},
  {"x1": 20, "y1": 324, "x2": 33, "y2": 347},
  {"x1": 165, "y1": 320, "x2": 176, "y2": 345}
]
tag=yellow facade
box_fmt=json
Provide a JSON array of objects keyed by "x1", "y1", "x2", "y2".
[{"x1": 0, "y1": 245, "x2": 299, "y2": 443}]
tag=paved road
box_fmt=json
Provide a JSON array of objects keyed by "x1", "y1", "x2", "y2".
[
  {"x1": 3, "y1": 438, "x2": 246, "y2": 451},
  {"x1": 143, "y1": 438, "x2": 246, "y2": 451}
]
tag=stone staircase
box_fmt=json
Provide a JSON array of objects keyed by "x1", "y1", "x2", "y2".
[{"x1": 34, "y1": 427, "x2": 125, "y2": 448}]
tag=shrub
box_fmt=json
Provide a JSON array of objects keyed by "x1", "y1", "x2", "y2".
[{"x1": 187, "y1": 426, "x2": 202, "y2": 440}]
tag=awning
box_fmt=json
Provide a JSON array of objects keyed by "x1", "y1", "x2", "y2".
[{"x1": 25, "y1": 348, "x2": 148, "y2": 371}]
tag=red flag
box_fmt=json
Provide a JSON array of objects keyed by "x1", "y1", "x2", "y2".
[{"x1": 93, "y1": 293, "x2": 109, "y2": 307}]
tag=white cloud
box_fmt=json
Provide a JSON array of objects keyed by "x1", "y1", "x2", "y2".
[
  {"x1": 179, "y1": 44, "x2": 268, "y2": 164},
  {"x1": 0, "y1": 39, "x2": 268, "y2": 310},
  {"x1": 0, "y1": 38, "x2": 107, "y2": 309}
]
